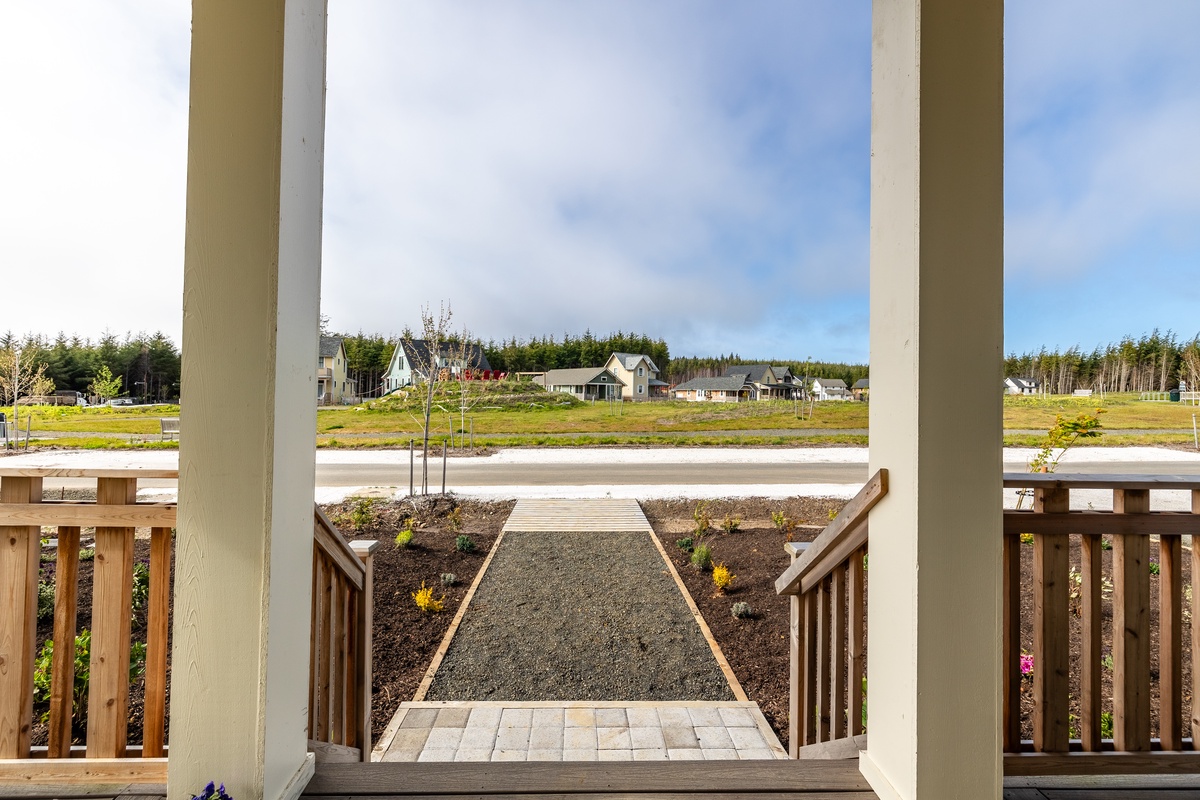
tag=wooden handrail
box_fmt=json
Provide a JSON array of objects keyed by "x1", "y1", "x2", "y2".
[
  {"x1": 314, "y1": 507, "x2": 366, "y2": 592},
  {"x1": 1004, "y1": 473, "x2": 1200, "y2": 491},
  {"x1": 776, "y1": 469, "x2": 887, "y2": 597}
]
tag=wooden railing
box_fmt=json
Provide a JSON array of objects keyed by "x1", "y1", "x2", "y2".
[
  {"x1": 1003, "y1": 473, "x2": 1200, "y2": 775},
  {"x1": 309, "y1": 508, "x2": 378, "y2": 762},
  {"x1": 0, "y1": 467, "x2": 178, "y2": 782},
  {"x1": 775, "y1": 469, "x2": 886, "y2": 758},
  {"x1": 0, "y1": 467, "x2": 377, "y2": 782},
  {"x1": 775, "y1": 469, "x2": 1200, "y2": 775}
]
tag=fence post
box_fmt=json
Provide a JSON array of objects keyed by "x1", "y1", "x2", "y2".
[
  {"x1": 442, "y1": 439, "x2": 447, "y2": 495},
  {"x1": 409, "y1": 439, "x2": 414, "y2": 496}
]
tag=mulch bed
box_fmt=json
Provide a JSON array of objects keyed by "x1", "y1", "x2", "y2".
[
  {"x1": 642, "y1": 497, "x2": 846, "y2": 754},
  {"x1": 327, "y1": 495, "x2": 512, "y2": 743},
  {"x1": 424, "y1": 530, "x2": 734, "y2": 702}
]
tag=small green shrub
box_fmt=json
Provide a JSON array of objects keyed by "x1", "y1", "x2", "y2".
[
  {"x1": 79, "y1": 548, "x2": 95, "y2": 561},
  {"x1": 131, "y1": 562, "x2": 150, "y2": 613},
  {"x1": 455, "y1": 535, "x2": 476, "y2": 553},
  {"x1": 1100, "y1": 537, "x2": 1112, "y2": 551},
  {"x1": 692, "y1": 502, "x2": 711, "y2": 536},
  {"x1": 676, "y1": 537, "x2": 694, "y2": 552},
  {"x1": 691, "y1": 543, "x2": 713, "y2": 571},
  {"x1": 37, "y1": 580, "x2": 56, "y2": 621},
  {"x1": 770, "y1": 510, "x2": 788, "y2": 530},
  {"x1": 440, "y1": 573, "x2": 457, "y2": 587},
  {"x1": 1102, "y1": 652, "x2": 1114, "y2": 671},
  {"x1": 720, "y1": 515, "x2": 741, "y2": 534},
  {"x1": 1150, "y1": 561, "x2": 1160, "y2": 575},
  {"x1": 33, "y1": 629, "x2": 146, "y2": 722},
  {"x1": 446, "y1": 507, "x2": 463, "y2": 532},
  {"x1": 1100, "y1": 711, "x2": 1114, "y2": 739},
  {"x1": 394, "y1": 529, "x2": 413, "y2": 549},
  {"x1": 731, "y1": 601, "x2": 752, "y2": 619},
  {"x1": 348, "y1": 498, "x2": 380, "y2": 531}
]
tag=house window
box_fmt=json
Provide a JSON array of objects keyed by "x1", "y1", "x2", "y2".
[
  {"x1": 637, "y1": 366, "x2": 644, "y2": 377},
  {"x1": 637, "y1": 384, "x2": 644, "y2": 394}
]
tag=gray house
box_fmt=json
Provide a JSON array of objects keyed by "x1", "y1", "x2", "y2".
[
  {"x1": 721, "y1": 364, "x2": 798, "y2": 400},
  {"x1": 673, "y1": 374, "x2": 752, "y2": 403},
  {"x1": 536, "y1": 367, "x2": 624, "y2": 401}
]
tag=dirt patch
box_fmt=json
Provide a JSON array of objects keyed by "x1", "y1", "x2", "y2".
[{"x1": 326, "y1": 496, "x2": 512, "y2": 743}]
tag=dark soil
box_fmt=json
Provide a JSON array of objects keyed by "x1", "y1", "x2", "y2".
[
  {"x1": 424, "y1": 531, "x2": 734, "y2": 702},
  {"x1": 642, "y1": 496, "x2": 845, "y2": 753},
  {"x1": 326, "y1": 495, "x2": 512, "y2": 743}
]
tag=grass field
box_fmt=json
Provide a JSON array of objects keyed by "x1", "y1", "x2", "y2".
[{"x1": 7, "y1": 390, "x2": 1198, "y2": 452}]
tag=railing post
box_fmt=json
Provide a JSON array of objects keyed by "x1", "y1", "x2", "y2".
[
  {"x1": 143, "y1": 526, "x2": 174, "y2": 758},
  {"x1": 1032, "y1": 487, "x2": 1070, "y2": 753},
  {"x1": 87, "y1": 476, "x2": 138, "y2": 758},
  {"x1": 1193, "y1": 489, "x2": 1200, "y2": 747},
  {"x1": 350, "y1": 540, "x2": 379, "y2": 761},
  {"x1": 0, "y1": 475, "x2": 43, "y2": 758},
  {"x1": 1113, "y1": 488, "x2": 1151, "y2": 751},
  {"x1": 1002, "y1": 529, "x2": 1021, "y2": 752}
]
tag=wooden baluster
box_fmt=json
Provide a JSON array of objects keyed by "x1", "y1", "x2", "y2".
[
  {"x1": 142, "y1": 526, "x2": 172, "y2": 757},
  {"x1": 1002, "y1": 531, "x2": 1021, "y2": 752},
  {"x1": 48, "y1": 525, "x2": 81, "y2": 757},
  {"x1": 343, "y1": 589, "x2": 357, "y2": 749},
  {"x1": 0, "y1": 476, "x2": 42, "y2": 759},
  {"x1": 87, "y1": 477, "x2": 137, "y2": 758},
  {"x1": 328, "y1": 570, "x2": 341, "y2": 742},
  {"x1": 337, "y1": 574, "x2": 350, "y2": 745},
  {"x1": 815, "y1": 576, "x2": 831, "y2": 742},
  {"x1": 1032, "y1": 487, "x2": 1070, "y2": 753},
  {"x1": 1193, "y1": 489, "x2": 1200, "y2": 747},
  {"x1": 788, "y1": 590, "x2": 801, "y2": 757},
  {"x1": 1159, "y1": 531, "x2": 1183, "y2": 750},
  {"x1": 1112, "y1": 488, "x2": 1150, "y2": 751},
  {"x1": 311, "y1": 551, "x2": 328, "y2": 742},
  {"x1": 1079, "y1": 532, "x2": 1102, "y2": 751},
  {"x1": 801, "y1": 591, "x2": 817, "y2": 747},
  {"x1": 830, "y1": 564, "x2": 847, "y2": 740},
  {"x1": 350, "y1": 541, "x2": 378, "y2": 760},
  {"x1": 848, "y1": 546, "x2": 865, "y2": 738}
]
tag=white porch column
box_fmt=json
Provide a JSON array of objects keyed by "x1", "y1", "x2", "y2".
[
  {"x1": 169, "y1": 2, "x2": 327, "y2": 800},
  {"x1": 861, "y1": 1, "x2": 1004, "y2": 799}
]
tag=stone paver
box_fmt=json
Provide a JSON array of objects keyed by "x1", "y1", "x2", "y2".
[{"x1": 374, "y1": 701, "x2": 787, "y2": 763}]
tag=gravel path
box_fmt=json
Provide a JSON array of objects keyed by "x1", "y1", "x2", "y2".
[{"x1": 424, "y1": 531, "x2": 735, "y2": 702}]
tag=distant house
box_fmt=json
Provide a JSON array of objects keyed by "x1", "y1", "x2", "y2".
[
  {"x1": 604, "y1": 352, "x2": 661, "y2": 401},
  {"x1": 317, "y1": 335, "x2": 354, "y2": 405},
  {"x1": 381, "y1": 339, "x2": 492, "y2": 394},
  {"x1": 721, "y1": 364, "x2": 798, "y2": 400},
  {"x1": 811, "y1": 377, "x2": 850, "y2": 401},
  {"x1": 535, "y1": 367, "x2": 624, "y2": 401},
  {"x1": 1004, "y1": 377, "x2": 1039, "y2": 395},
  {"x1": 852, "y1": 378, "x2": 870, "y2": 401},
  {"x1": 672, "y1": 373, "x2": 752, "y2": 403}
]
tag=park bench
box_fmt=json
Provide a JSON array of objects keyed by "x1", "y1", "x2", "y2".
[{"x1": 160, "y1": 417, "x2": 180, "y2": 441}]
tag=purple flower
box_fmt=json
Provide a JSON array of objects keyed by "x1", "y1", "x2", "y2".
[{"x1": 1020, "y1": 653, "x2": 1034, "y2": 676}]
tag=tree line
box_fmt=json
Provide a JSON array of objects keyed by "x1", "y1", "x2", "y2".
[
  {"x1": 481, "y1": 331, "x2": 670, "y2": 376},
  {"x1": 1005, "y1": 331, "x2": 1200, "y2": 395},
  {"x1": 0, "y1": 331, "x2": 181, "y2": 402}
]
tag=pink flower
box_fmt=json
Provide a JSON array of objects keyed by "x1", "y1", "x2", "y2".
[{"x1": 1020, "y1": 653, "x2": 1034, "y2": 676}]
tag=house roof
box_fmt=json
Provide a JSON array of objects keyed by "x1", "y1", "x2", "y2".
[
  {"x1": 813, "y1": 377, "x2": 848, "y2": 388},
  {"x1": 771, "y1": 366, "x2": 794, "y2": 381},
  {"x1": 1006, "y1": 376, "x2": 1038, "y2": 389},
  {"x1": 852, "y1": 378, "x2": 870, "y2": 389},
  {"x1": 543, "y1": 367, "x2": 620, "y2": 386},
  {"x1": 674, "y1": 374, "x2": 751, "y2": 392},
  {"x1": 319, "y1": 335, "x2": 342, "y2": 358},
  {"x1": 648, "y1": 378, "x2": 670, "y2": 387},
  {"x1": 722, "y1": 364, "x2": 774, "y2": 383},
  {"x1": 610, "y1": 352, "x2": 660, "y2": 374},
  {"x1": 398, "y1": 339, "x2": 492, "y2": 372}
]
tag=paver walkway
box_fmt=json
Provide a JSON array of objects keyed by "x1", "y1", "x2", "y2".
[
  {"x1": 374, "y1": 499, "x2": 787, "y2": 762},
  {"x1": 375, "y1": 701, "x2": 787, "y2": 762}
]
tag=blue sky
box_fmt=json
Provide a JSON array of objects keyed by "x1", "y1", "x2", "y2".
[{"x1": 2, "y1": 2, "x2": 1197, "y2": 363}]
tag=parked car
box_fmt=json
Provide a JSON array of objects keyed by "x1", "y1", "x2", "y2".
[{"x1": 108, "y1": 398, "x2": 136, "y2": 407}]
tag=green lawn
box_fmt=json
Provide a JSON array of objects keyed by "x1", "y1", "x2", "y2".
[{"x1": 9, "y1": 389, "x2": 1197, "y2": 453}]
